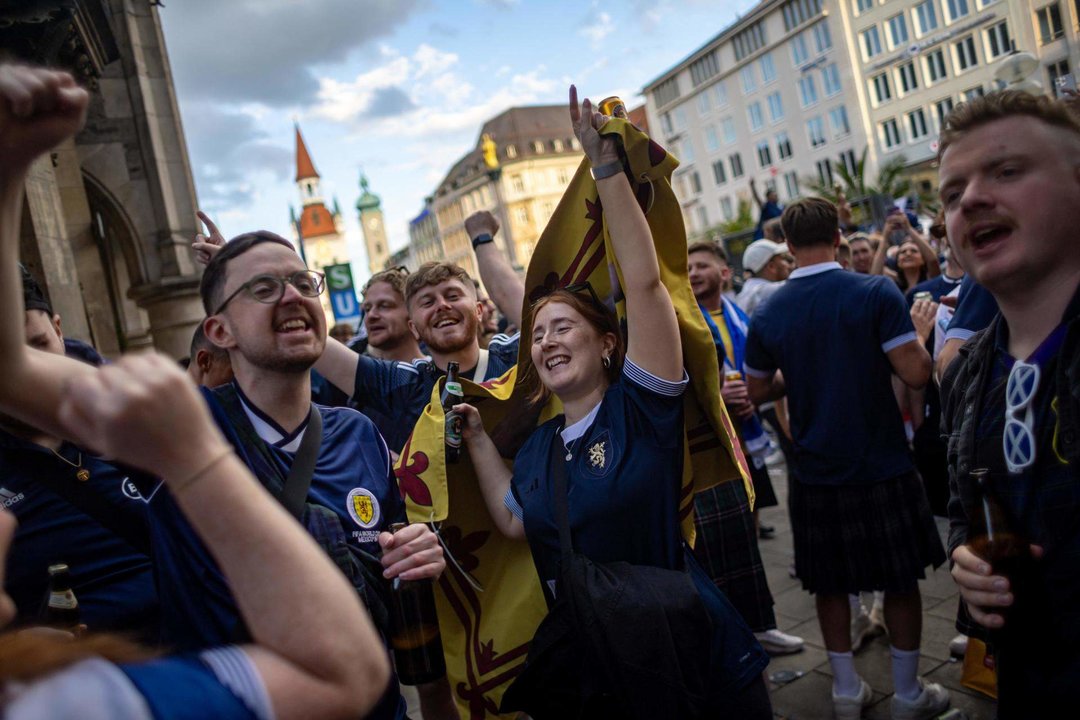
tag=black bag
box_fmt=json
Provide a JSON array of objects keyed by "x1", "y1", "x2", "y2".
[{"x1": 500, "y1": 433, "x2": 713, "y2": 719}]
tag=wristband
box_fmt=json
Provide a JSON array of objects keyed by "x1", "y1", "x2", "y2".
[
  {"x1": 590, "y1": 160, "x2": 623, "y2": 181},
  {"x1": 471, "y1": 233, "x2": 494, "y2": 250}
]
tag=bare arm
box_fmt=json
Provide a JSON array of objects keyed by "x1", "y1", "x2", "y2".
[
  {"x1": 455, "y1": 403, "x2": 524, "y2": 540},
  {"x1": 749, "y1": 178, "x2": 764, "y2": 210},
  {"x1": 910, "y1": 229, "x2": 941, "y2": 278},
  {"x1": 869, "y1": 235, "x2": 889, "y2": 276},
  {"x1": 886, "y1": 340, "x2": 932, "y2": 390},
  {"x1": 570, "y1": 87, "x2": 681, "y2": 381},
  {"x1": 467, "y1": 211, "x2": 525, "y2": 329},
  {"x1": 0, "y1": 65, "x2": 98, "y2": 438},
  {"x1": 935, "y1": 337, "x2": 965, "y2": 387},
  {"x1": 747, "y1": 371, "x2": 785, "y2": 405},
  {"x1": 56, "y1": 355, "x2": 389, "y2": 720}
]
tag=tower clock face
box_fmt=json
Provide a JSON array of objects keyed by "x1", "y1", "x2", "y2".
[{"x1": 367, "y1": 218, "x2": 380, "y2": 231}]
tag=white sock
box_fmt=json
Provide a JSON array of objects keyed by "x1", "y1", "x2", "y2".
[
  {"x1": 890, "y1": 646, "x2": 921, "y2": 700},
  {"x1": 828, "y1": 651, "x2": 861, "y2": 697},
  {"x1": 872, "y1": 591, "x2": 885, "y2": 610},
  {"x1": 849, "y1": 594, "x2": 863, "y2": 613}
]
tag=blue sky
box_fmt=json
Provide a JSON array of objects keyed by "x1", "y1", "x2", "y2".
[{"x1": 160, "y1": 0, "x2": 757, "y2": 284}]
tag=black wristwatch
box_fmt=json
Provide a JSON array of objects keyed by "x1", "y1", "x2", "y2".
[{"x1": 471, "y1": 233, "x2": 495, "y2": 250}]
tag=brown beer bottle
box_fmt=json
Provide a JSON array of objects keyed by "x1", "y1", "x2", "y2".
[
  {"x1": 42, "y1": 563, "x2": 80, "y2": 630},
  {"x1": 966, "y1": 468, "x2": 1036, "y2": 629},
  {"x1": 442, "y1": 362, "x2": 464, "y2": 464},
  {"x1": 387, "y1": 523, "x2": 446, "y2": 685}
]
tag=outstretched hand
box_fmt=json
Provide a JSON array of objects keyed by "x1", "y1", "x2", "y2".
[
  {"x1": 569, "y1": 85, "x2": 619, "y2": 167},
  {"x1": 464, "y1": 210, "x2": 500, "y2": 241},
  {"x1": 193, "y1": 210, "x2": 226, "y2": 266},
  {"x1": 0, "y1": 64, "x2": 89, "y2": 177}
]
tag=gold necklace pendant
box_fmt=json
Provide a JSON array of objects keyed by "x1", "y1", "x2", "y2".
[
  {"x1": 76, "y1": 468, "x2": 90, "y2": 482},
  {"x1": 50, "y1": 447, "x2": 89, "y2": 482}
]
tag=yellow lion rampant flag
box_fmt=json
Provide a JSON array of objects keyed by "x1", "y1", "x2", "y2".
[{"x1": 393, "y1": 117, "x2": 750, "y2": 719}]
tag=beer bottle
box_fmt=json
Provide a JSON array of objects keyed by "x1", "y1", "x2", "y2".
[
  {"x1": 386, "y1": 523, "x2": 446, "y2": 685},
  {"x1": 966, "y1": 468, "x2": 1036, "y2": 629},
  {"x1": 442, "y1": 362, "x2": 464, "y2": 464},
  {"x1": 42, "y1": 563, "x2": 80, "y2": 630}
]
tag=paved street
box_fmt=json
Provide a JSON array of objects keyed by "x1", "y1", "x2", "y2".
[{"x1": 758, "y1": 460, "x2": 997, "y2": 719}]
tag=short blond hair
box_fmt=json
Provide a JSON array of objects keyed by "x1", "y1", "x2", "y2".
[{"x1": 404, "y1": 262, "x2": 475, "y2": 306}]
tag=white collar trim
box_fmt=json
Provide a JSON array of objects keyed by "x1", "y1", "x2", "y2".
[{"x1": 789, "y1": 261, "x2": 842, "y2": 279}]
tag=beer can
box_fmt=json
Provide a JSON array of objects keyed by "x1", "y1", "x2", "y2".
[
  {"x1": 914, "y1": 291, "x2": 933, "y2": 303},
  {"x1": 725, "y1": 371, "x2": 743, "y2": 383},
  {"x1": 598, "y1": 96, "x2": 627, "y2": 118}
]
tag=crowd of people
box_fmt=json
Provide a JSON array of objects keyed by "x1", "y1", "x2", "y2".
[{"x1": 0, "y1": 58, "x2": 1076, "y2": 720}]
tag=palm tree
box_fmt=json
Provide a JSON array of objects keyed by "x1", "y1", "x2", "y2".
[{"x1": 801, "y1": 147, "x2": 912, "y2": 202}]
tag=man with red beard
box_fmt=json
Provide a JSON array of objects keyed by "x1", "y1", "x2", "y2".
[{"x1": 939, "y1": 91, "x2": 1080, "y2": 716}]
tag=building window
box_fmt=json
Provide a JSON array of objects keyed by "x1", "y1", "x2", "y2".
[
  {"x1": 782, "y1": 0, "x2": 823, "y2": 31},
  {"x1": 776, "y1": 131, "x2": 793, "y2": 159},
  {"x1": 816, "y1": 158, "x2": 834, "y2": 185},
  {"x1": 681, "y1": 139, "x2": 696, "y2": 164},
  {"x1": 553, "y1": 138, "x2": 564, "y2": 152},
  {"x1": 898, "y1": 61, "x2": 919, "y2": 94},
  {"x1": 882, "y1": 118, "x2": 902, "y2": 149},
  {"x1": 695, "y1": 206, "x2": 709, "y2": 231},
  {"x1": 760, "y1": 53, "x2": 777, "y2": 84},
  {"x1": 721, "y1": 117, "x2": 737, "y2": 144},
  {"x1": 946, "y1": 0, "x2": 970, "y2": 22},
  {"x1": 757, "y1": 140, "x2": 773, "y2": 168},
  {"x1": 532, "y1": 140, "x2": 545, "y2": 154},
  {"x1": 689, "y1": 171, "x2": 703, "y2": 194},
  {"x1": 908, "y1": 108, "x2": 929, "y2": 140},
  {"x1": 935, "y1": 97, "x2": 955, "y2": 129},
  {"x1": 872, "y1": 72, "x2": 892, "y2": 104},
  {"x1": 925, "y1": 49, "x2": 948, "y2": 83},
  {"x1": 705, "y1": 125, "x2": 721, "y2": 152},
  {"x1": 888, "y1": 14, "x2": 909, "y2": 48},
  {"x1": 653, "y1": 76, "x2": 681, "y2": 107},
  {"x1": 730, "y1": 153, "x2": 745, "y2": 178},
  {"x1": 798, "y1": 75, "x2": 819, "y2": 107},
  {"x1": 733, "y1": 21, "x2": 767, "y2": 61},
  {"x1": 813, "y1": 21, "x2": 833, "y2": 53},
  {"x1": 713, "y1": 159, "x2": 728, "y2": 185},
  {"x1": 862, "y1": 26, "x2": 883, "y2": 60},
  {"x1": 915, "y1": 0, "x2": 939, "y2": 35},
  {"x1": 748, "y1": 101, "x2": 765, "y2": 131},
  {"x1": 741, "y1": 65, "x2": 757, "y2": 94},
  {"x1": 697, "y1": 92, "x2": 712, "y2": 115},
  {"x1": 783, "y1": 170, "x2": 800, "y2": 199},
  {"x1": 689, "y1": 50, "x2": 721, "y2": 86},
  {"x1": 807, "y1": 116, "x2": 827, "y2": 148},
  {"x1": 673, "y1": 107, "x2": 687, "y2": 130},
  {"x1": 791, "y1": 33, "x2": 810, "y2": 66},
  {"x1": 660, "y1": 113, "x2": 674, "y2": 135},
  {"x1": 511, "y1": 175, "x2": 525, "y2": 192},
  {"x1": 720, "y1": 196, "x2": 735, "y2": 220},
  {"x1": 1037, "y1": 4, "x2": 1064, "y2": 45},
  {"x1": 854, "y1": 0, "x2": 874, "y2": 14},
  {"x1": 986, "y1": 21, "x2": 1011, "y2": 60},
  {"x1": 714, "y1": 82, "x2": 729, "y2": 107},
  {"x1": 829, "y1": 106, "x2": 851, "y2": 138},
  {"x1": 954, "y1": 35, "x2": 978, "y2": 71},
  {"x1": 822, "y1": 63, "x2": 842, "y2": 96},
  {"x1": 964, "y1": 85, "x2": 985, "y2": 101},
  {"x1": 515, "y1": 206, "x2": 529, "y2": 224},
  {"x1": 1048, "y1": 59, "x2": 1071, "y2": 97},
  {"x1": 840, "y1": 149, "x2": 858, "y2": 176},
  {"x1": 767, "y1": 92, "x2": 785, "y2": 122}
]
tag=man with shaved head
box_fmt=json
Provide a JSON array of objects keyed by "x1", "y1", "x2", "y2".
[{"x1": 938, "y1": 91, "x2": 1080, "y2": 716}]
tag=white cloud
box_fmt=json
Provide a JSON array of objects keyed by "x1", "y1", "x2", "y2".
[{"x1": 580, "y1": 11, "x2": 614, "y2": 47}]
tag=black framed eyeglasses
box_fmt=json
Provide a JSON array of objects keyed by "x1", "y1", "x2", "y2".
[{"x1": 214, "y1": 270, "x2": 325, "y2": 315}]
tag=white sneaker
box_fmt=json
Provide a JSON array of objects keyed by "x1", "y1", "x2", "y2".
[
  {"x1": 851, "y1": 607, "x2": 885, "y2": 653},
  {"x1": 754, "y1": 628, "x2": 805, "y2": 655},
  {"x1": 948, "y1": 634, "x2": 968, "y2": 658},
  {"x1": 891, "y1": 680, "x2": 950, "y2": 720},
  {"x1": 833, "y1": 678, "x2": 871, "y2": 720}
]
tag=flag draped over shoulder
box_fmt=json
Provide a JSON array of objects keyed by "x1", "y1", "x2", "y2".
[
  {"x1": 394, "y1": 367, "x2": 550, "y2": 719},
  {"x1": 392, "y1": 117, "x2": 750, "y2": 719},
  {"x1": 518, "y1": 117, "x2": 752, "y2": 539}
]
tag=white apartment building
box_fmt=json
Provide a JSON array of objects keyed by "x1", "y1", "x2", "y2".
[
  {"x1": 837, "y1": 0, "x2": 1068, "y2": 184},
  {"x1": 647, "y1": 0, "x2": 1080, "y2": 224},
  {"x1": 643, "y1": 0, "x2": 871, "y2": 235}
]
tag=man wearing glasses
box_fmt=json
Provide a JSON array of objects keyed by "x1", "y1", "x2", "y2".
[{"x1": 938, "y1": 91, "x2": 1080, "y2": 716}]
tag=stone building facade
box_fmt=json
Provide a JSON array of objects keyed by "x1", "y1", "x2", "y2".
[{"x1": 5, "y1": 0, "x2": 204, "y2": 359}]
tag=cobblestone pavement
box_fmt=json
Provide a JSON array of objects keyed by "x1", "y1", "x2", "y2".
[{"x1": 759, "y1": 461, "x2": 997, "y2": 719}]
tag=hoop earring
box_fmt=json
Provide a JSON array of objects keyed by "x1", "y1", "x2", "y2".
[{"x1": 602, "y1": 355, "x2": 611, "y2": 369}]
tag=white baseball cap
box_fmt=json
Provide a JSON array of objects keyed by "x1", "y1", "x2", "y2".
[{"x1": 743, "y1": 240, "x2": 789, "y2": 274}]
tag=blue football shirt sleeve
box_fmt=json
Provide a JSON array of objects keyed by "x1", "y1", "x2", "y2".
[
  {"x1": 875, "y1": 278, "x2": 918, "y2": 352},
  {"x1": 119, "y1": 647, "x2": 272, "y2": 720},
  {"x1": 352, "y1": 354, "x2": 422, "y2": 415},
  {"x1": 485, "y1": 332, "x2": 520, "y2": 378},
  {"x1": 945, "y1": 278, "x2": 999, "y2": 341},
  {"x1": 743, "y1": 319, "x2": 776, "y2": 379}
]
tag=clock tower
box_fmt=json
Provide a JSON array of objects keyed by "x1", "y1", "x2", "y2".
[{"x1": 356, "y1": 173, "x2": 390, "y2": 273}]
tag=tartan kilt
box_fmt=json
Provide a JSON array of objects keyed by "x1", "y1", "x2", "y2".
[
  {"x1": 791, "y1": 470, "x2": 946, "y2": 595},
  {"x1": 749, "y1": 457, "x2": 779, "y2": 509},
  {"x1": 692, "y1": 479, "x2": 776, "y2": 632}
]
